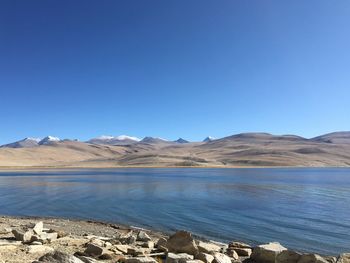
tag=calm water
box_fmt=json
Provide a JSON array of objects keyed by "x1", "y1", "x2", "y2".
[{"x1": 0, "y1": 168, "x2": 349, "y2": 255}]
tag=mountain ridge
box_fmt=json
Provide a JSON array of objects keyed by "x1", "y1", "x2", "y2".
[{"x1": 1, "y1": 131, "x2": 349, "y2": 168}]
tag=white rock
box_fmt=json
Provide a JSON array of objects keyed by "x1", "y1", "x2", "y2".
[
  {"x1": 33, "y1": 222, "x2": 44, "y2": 235},
  {"x1": 197, "y1": 241, "x2": 221, "y2": 254},
  {"x1": 338, "y1": 254, "x2": 350, "y2": 263},
  {"x1": 251, "y1": 242, "x2": 287, "y2": 263},
  {"x1": 115, "y1": 244, "x2": 131, "y2": 254},
  {"x1": 196, "y1": 252, "x2": 214, "y2": 263},
  {"x1": 27, "y1": 245, "x2": 54, "y2": 254},
  {"x1": 212, "y1": 253, "x2": 231, "y2": 263},
  {"x1": 166, "y1": 253, "x2": 194, "y2": 263}
]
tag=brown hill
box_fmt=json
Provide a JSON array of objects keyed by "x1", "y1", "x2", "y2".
[{"x1": 0, "y1": 132, "x2": 350, "y2": 168}]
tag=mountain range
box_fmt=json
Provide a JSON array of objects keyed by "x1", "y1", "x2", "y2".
[{"x1": 0, "y1": 132, "x2": 350, "y2": 168}]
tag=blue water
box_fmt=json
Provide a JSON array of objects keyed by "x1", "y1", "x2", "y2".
[{"x1": 0, "y1": 168, "x2": 349, "y2": 255}]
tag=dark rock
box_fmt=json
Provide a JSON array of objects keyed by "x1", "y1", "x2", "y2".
[
  {"x1": 37, "y1": 250, "x2": 84, "y2": 263},
  {"x1": 276, "y1": 250, "x2": 302, "y2": 263},
  {"x1": 297, "y1": 254, "x2": 328, "y2": 263},
  {"x1": 166, "y1": 231, "x2": 199, "y2": 255}
]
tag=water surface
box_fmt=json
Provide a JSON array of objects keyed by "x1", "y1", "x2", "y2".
[{"x1": 0, "y1": 168, "x2": 349, "y2": 255}]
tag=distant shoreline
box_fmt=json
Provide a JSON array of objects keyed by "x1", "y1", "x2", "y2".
[{"x1": 0, "y1": 165, "x2": 349, "y2": 172}]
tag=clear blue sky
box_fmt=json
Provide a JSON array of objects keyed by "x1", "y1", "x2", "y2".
[{"x1": 0, "y1": 0, "x2": 349, "y2": 144}]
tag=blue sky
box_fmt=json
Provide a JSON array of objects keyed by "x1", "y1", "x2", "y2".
[{"x1": 0, "y1": 0, "x2": 349, "y2": 144}]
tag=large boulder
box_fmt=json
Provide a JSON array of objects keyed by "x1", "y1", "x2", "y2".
[
  {"x1": 84, "y1": 243, "x2": 105, "y2": 256},
  {"x1": 251, "y1": 242, "x2": 287, "y2": 263},
  {"x1": 212, "y1": 253, "x2": 231, "y2": 263},
  {"x1": 166, "y1": 231, "x2": 199, "y2": 255},
  {"x1": 36, "y1": 250, "x2": 84, "y2": 263},
  {"x1": 228, "y1": 241, "x2": 252, "y2": 257},
  {"x1": 276, "y1": 250, "x2": 302, "y2": 263},
  {"x1": 197, "y1": 241, "x2": 221, "y2": 254},
  {"x1": 12, "y1": 229, "x2": 34, "y2": 243},
  {"x1": 297, "y1": 254, "x2": 328, "y2": 263},
  {"x1": 338, "y1": 254, "x2": 350, "y2": 263}
]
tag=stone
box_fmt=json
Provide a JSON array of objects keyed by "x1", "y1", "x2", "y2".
[
  {"x1": 166, "y1": 252, "x2": 194, "y2": 263},
  {"x1": 125, "y1": 257, "x2": 158, "y2": 263},
  {"x1": 0, "y1": 227, "x2": 12, "y2": 234},
  {"x1": 166, "y1": 231, "x2": 199, "y2": 255},
  {"x1": 251, "y1": 242, "x2": 287, "y2": 263},
  {"x1": 196, "y1": 252, "x2": 214, "y2": 263},
  {"x1": 57, "y1": 230, "x2": 69, "y2": 238},
  {"x1": 120, "y1": 231, "x2": 137, "y2": 244},
  {"x1": 38, "y1": 250, "x2": 84, "y2": 263},
  {"x1": 27, "y1": 245, "x2": 54, "y2": 254},
  {"x1": 157, "y1": 237, "x2": 167, "y2": 247},
  {"x1": 33, "y1": 222, "x2": 44, "y2": 235},
  {"x1": 231, "y1": 247, "x2": 251, "y2": 257},
  {"x1": 76, "y1": 256, "x2": 99, "y2": 263},
  {"x1": 137, "y1": 231, "x2": 152, "y2": 242},
  {"x1": 141, "y1": 241, "x2": 155, "y2": 249},
  {"x1": 157, "y1": 237, "x2": 168, "y2": 252},
  {"x1": 12, "y1": 229, "x2": 34, "y2": 243},
  {"x1": 31, "y1": 241, "x2": 44, "y2": 245},
  {"x1": 225, "y1": 249, "x2": 239, "y2": 260},
  {"x1": 197, "y1": 241, "x2": 221, "y2": 254},
  {"x1": 297, "y1": 254, "x2": 329, "y2": 263},
  {"x1": 127, "y1": 246, "x2": 148, "y2": 256},
  {"x1": 338, "y1": 254, "x2": 350, "y2": 263},
  {"x1": 0, "y1": 239, "x2": 22, "y2": 246},
  {"x1": 90, "y1": 238, "x2": 105, "y2": 247},
  {"x1": 104, "y1": 241, "x2": 112, "y2": 247},
  {"x1": 99, "y1": 253, "x2": 114, "y2": 260},
  {"x1": 324, "y1": 257, "x2": 337, "y2": 263},
  {"x1": 115, "y1": 244, "x2": 131, "y2": 254},
  {"x1": 185, "y1": 261, "x2": 205, "y2": 263},
  {"x1": 276, "y1": 250, "x2": 302, "y2": 263},
  {"x1": 46, "y1": 232, "x2": 58, "y2": 242},
  {"x1": 229, "y1": 242, "x2": 251, "y2": 249},
  {"x1": 84, "y1": 243, "x2": 105, "y2": 256},
  {"x1": 212, "y1": 253, "x2": 232, "y2": 263}
]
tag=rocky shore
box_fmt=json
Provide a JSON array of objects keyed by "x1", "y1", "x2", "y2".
[{"x1": 0, "y1": 216, "x2": 348, "y2": 263}]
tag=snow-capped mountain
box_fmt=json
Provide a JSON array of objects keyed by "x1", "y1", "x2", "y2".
[
  {"x1": 0, "y1": 137, "x2": 41, "y2": 148},
  {"x1": 203, "y1": 136, "x2": 215, "y2": 142},
  {"x1": 140, "y1": 137, "x2": 169, "y2": 144},
  {"x1": 175, "y1": 138, "x2": 189, "y2": 143},
  {"x1": 87, "y1": 135, "x2": 141, "y2": 146},
  {"x1": 38, "y1": 136, "x2": 61, "y2": 145}
]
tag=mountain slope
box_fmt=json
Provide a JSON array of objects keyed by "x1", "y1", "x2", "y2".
[
  {"x1": 311, "y1": 132, "x2": 350, "y2": 144},
  {"x1": 0, "y1": 132, "x2": 350, "y2": 168},
  {"x1": 0, "y1": 138, "x2": 40, "y2": 148}
]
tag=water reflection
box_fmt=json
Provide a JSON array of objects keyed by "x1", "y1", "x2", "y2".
[{"x1": 0, "y1": 168, "x2": 349, "y2": 255}]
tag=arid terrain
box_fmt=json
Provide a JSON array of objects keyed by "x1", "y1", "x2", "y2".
[
  {"x1": 0, "y1": 132, "x2": 350, "y2": 168},
  {"x1": 0, "y1": 216, "x2": 347, "y2": 263}
]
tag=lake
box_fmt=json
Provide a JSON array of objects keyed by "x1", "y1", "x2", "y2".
[{"x1": 0, "y1": 168, "x2": 349, "y2": 255}]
